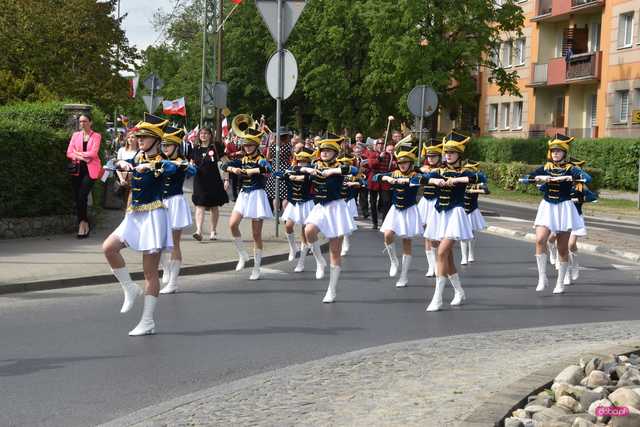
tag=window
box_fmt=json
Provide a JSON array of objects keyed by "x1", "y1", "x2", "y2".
[
  {"x1": 490, "y1": 46, "x2": 500, "y2": 67},
  {"x1": 617, "y1": 90, "x2": 629, "y2": 123},
  {"x1": 501, "y1": 103, "x2": 511, "y2": 129},
  {"x1": 489, "y1": 104, "x2": 498, "y2": 130},
  {"x1": 512, "y1": 101, "x2": 523, "y2": 129},
  {"x1": 590, "y1": 22, "x2": 601, "y2": 52},
  {"x1": 618, "y1": 13, "x2": 634, "y2": 48},
  {"x1": 635, "y1": 89, "x2": 640, "y2": 107},
  {"x1": 515, "y1": 38, "x2": 526, "y2": 65},
  {"x1": 501, "y1": 41, "x2": 513, "y2": 67}
]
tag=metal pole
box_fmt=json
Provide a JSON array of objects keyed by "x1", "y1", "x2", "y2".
[
  {"x1": 417, "y1": 86, "x2": 426, "y2": 166},
  {"x1": 199, "y1": 0, "x2": 207, "y2": 129},
  {"x1": 215, "y1": 0, "x2": 224, "y2": 142},
  {"x1": 113, "y1": 0, "x2": 121, "y2": 152},
  {"x1": 637, "y1": 158, "x2": 639, "y2": 209},
  {"x1": 150, "y1": 76, "x2": 156, "y2": 113},
  {"x1": 274, "y1": 0, "x2": 283, "y2": 237}
]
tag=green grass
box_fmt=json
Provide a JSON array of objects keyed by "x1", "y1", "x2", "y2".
[{"x1": 485, "y1": 183, "x2": 640, "y2": 220}]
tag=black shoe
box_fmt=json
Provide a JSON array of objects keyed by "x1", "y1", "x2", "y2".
[{"x1": 372, "y1": 223, "x2": 378, "y2": 230}]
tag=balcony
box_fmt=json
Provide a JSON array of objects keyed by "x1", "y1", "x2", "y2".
[
  {"x1": 528, "y1": 52, "x2": 600, "y2": 87},
  {"x1": 532, "y1": 0, "x2": 604, "y2": 22}
]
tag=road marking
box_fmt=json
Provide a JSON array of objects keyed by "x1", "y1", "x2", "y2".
[
  {"x1": 492, "y1": 216, "x2": 530, "y2": 223},
  {"x1": 260, "y1": 268, "x2": 288, "y2": 275},
  {"x1": 612, "y1": 264, "x2": 640, "y2": 271}
]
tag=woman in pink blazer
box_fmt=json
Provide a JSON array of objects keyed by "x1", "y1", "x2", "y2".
[{"x1": 66, "y1": 114, "x2": 102, "y2": 238}]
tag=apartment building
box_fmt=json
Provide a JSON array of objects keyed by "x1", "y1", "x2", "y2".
[{"x1": 479, "y1": 0, "x2": 640, "y2": 138}]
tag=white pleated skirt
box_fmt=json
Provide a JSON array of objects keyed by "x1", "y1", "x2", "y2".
[
  {"x1": 467, "y1": 208, "x2": 487, "y2": 231},
  {"x1": 164, "y1": 194, "x2": 193, "y2": 231},
  {"x1": 571, "y1": 215, "x2": 587, "y2": 236},
  {"x1": 113, "y1": 208, "x2": 173, "y2": 254},
  {"x1": 418, "y1": 197, "x2": 437, "y2": 226},
  {"x1": 347, "y1": 198, "x2": 358, "y2": 218},
  {"x1": 281, "y1": 200, "x2": 315, "y2": 225},
  {"x1": 534, "y1": 200, "x2": 585, "y2": 233},
  {"x1": 380, "y1": 205, "x2": 424, "y2": 238},
  {"x1": 424, "y1": 206, "x2": 474, "y2": 241},
  {"x1": 233, "y1": 189, "x2": 274, "y2": 220},
  {"x1": 305, "y1": 199, "x2": 356, "y2": 239}
]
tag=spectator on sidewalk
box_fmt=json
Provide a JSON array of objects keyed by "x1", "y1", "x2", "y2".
[
  {"x1": 265, "y1": 127, "x2": 293, "y2": 213},
  {"x1": 115, "y1": 129, "x2": 139, "y2": 208},
  {"x1": 66, "y1": 113, "x2": 102, "y2": 238},
  {"x1": 192, "y1": 127, "x2": 228, "y2": 241},
  {"x1": 353, "y1": 142, "x2": 369, "y2": 219}
]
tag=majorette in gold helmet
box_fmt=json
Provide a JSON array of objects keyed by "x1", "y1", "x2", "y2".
[
  {"x1": 422, "y1": 138, "x2": 444, "y2": 158},
  {"x1": 239, "y1": 127, "x2": 264, "y2": 146},
  {"x1": 442, "y1": 131, "x2": 471, "y2": 153},
  {"x1": 546, "y1": 133, "x2": 574, "y2": 161},
  {"x1": 294, "y1": 146, "x2": 315, "y2": 162},
  {"x1": 161, "y1": 126, "x2": 186, "y2": 159},
  {"x1": 134, "y1": 112, "x2": 169, "y2": 139},
  {"x1": 393, "y1": 133, "x2": 419, "y2": 163},
  {"x1": 317, "y1": 132, "x2": 344, "y2": 153}
]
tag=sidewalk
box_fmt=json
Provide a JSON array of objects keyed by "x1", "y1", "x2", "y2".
[{"x1": 0, "y1": 204, "x2": 293, "y2": 293}]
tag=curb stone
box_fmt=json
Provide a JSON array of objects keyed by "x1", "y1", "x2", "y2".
[
  {"x1": 483, "y1": 226, "x2": 640, "y2": 265},
  {"x1": 0, "y1": 242, "x2": 330, "y2": 295}
]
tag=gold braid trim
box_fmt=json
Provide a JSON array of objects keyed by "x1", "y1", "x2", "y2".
[{"x1": 127, "y1": 200, "x2": 165, "y2": 213}]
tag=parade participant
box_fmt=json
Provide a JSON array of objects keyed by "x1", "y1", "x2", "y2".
[
  {"x1": 352, "y1": 143, "x2": 370, "y2": 219},
  {"x1": 277, "y1": 146, "x2": 316, "y2": 271},
  {"x1": 102, "y1": 113, "x2": 176, "y2": 336},
  {"x1": 417, "y1": 139, "x2": 443, "y2": 277},
  {"x1": 337, "y1": 153, "x2": 364, "y2": 256},
  {"x1": 417, "y1": 132, "x2": 480, "y2": 312},
  {"x1": 221, "y1": 119, "x2": 273, "y2": 281},
  {"x1": 158, "y1": 127, "x2": 197, "y2": 295},
  {"x1": 460, "y1": 162, "x2": 488, "y2": 265},
  {"x1": 373, "y1": 136, "x2": 422, "y2": 288},
  {"x1": 300, "y1": 134, "x2": 356, "y2": 303},
  {"x1": 365, "y1": 139, "x2": 394, "y2": 229},
  {"x1": 519, "y1": 134, "x2": 590, "y2": 294}
]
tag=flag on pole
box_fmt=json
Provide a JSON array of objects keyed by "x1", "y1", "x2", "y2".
[
  {"x1": 162, "y1": 97, "x2": 187, "y2": 116},
  {"x1": 128, "y1": 75, "x2": 139, "y2": 98},
  {"x1": 231, "y1": 0, "x2": 243, "y2": 4},
  {"x1": 187, "y1": 125, "x2": 199, "y2": 143},
  {"x1": 221, "y1": 117, "x2": 229, "y2": 138}
]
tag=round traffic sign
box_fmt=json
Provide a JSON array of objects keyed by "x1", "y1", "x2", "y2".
[
  {"x1": 265, "y1": 49, "x2": 298, "y2": 100},
  {"x1": 407, "y1": 85, "x2": 438, "y2": 118}
]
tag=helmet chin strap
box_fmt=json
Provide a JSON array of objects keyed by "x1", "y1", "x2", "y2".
[{"x1": 143, "y1": 138, "x2": 160, "y2": 156}]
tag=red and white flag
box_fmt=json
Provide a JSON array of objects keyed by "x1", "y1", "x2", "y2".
[
  {"x1": 231, "y1": 0, "x2": 243, "y2": 4},
  {"x1": 187, "y1": 125, "x2": 199, "y2": 143},
  {"x1": 128, "y1": 75, "x2": 139, "y2": 98},
  {"x1": 162, "y1": 97, "x2": 187, "y2": 116},
  {"x1": 221, "y1": 117, "x2": 229, "y2": 138}
]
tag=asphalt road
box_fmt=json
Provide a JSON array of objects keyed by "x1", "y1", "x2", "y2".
[{"x1": 1, "y1": 229, "x2": 638, "y2": 427}]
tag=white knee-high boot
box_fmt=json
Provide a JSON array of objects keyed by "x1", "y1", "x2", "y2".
[
  {"x1": 311, "y1": 241, "x2": 326, "y2": 280},
  {"x1": 396, "y1": 255, "x2": 412, "y2": 288},
  {"x1": 112, "y1": 267, "x2": 142, "y2": 313},
  {"x1": 341, "y1": 234, "x2": 350, "y2": 256},
  {"x1": 449, "y1": 273, "x2": 465, "y2": 305},
  {"x1": 553, "y1": 262, "x2": 569, "y2": 294},
  {"x1": 285, "y1": 233, "x2": 297, "y2": 261},
  {"x1": 468, "y1": 239, "x2": 476, "y2": 263},
  {"x1": 385, "y1": 243, "x2": 399, "y2": 277},
  {"x1": 160, "y1": 252, "x2": 171, "y2": 285},
  {"x1": 425, "y1": 248, "x2": 437, "y2": 277},
  {"x1": 294, "y1": 244, "x2": 309, "y2": 273},
  {"x1": 535, "y1": 254, "x2": 549, "y2": 291},
  {"x1": 249, "y1": 249, "x2": 262, "y2": 280},
  {"x1": 233, "y1": 237, "x2": 250, "y2": 271},
  {"x1": 159, "y1": 260, "x2": 181, "y2": 294},
  {"x1": 426, "y1": 276, "x2": 446, "y2": 312},
  {"x1": 570, "y1": 251, "x2": 580, "y2": 281},
  {"x1": 322, "y1": 265, "x2": 341, "y2": 303},
  {"x1": 460, "y1": 241, "x2": 469, "y2": 265},
  {"x1": 548, "y1": 241, "x2": 557, "y2": 266},
  {"x1": 129, "y1": 295, "x2": 157, "y2": 336}
]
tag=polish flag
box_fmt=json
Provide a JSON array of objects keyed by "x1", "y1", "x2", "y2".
[
  {"x1": 187, "y1": 126, "x2": 199, "y2": 143},
  {"x1": 221, "y1": 117, "x2": 229, "y2": 138},
  {"x1": 162, "y1": 97, "x2": 187, "y2": 116},
  {"x1": 231, "y1": 0, "x2": 243, "y2": 4},
  {"x1": 128, "y1": 75, "x2": 139, "y2": 98}
]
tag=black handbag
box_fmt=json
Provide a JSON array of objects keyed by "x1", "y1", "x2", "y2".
[{"x1": 66, "y1": 161, "x2": 79, "y2": 175}]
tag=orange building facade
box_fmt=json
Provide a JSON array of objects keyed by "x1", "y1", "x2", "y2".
[{"x1": 479, "y1": 0, "x2": 640, "y2": 138}]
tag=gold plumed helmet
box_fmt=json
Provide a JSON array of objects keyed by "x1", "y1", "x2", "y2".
[
  {"x1": 394, "y1": 133, "x2": 418, "y2": 163},
  {"x1": 337, "y1": 154, "x2": 355, "y2": 165},
  {"x1": 547, "y1": 133, "x2": 574, "y2": 161},
  {"x1": 443, "y1": 131, "x2": 470, "y2": 153},
  {"x1": 162, "y1": 126, "x2": 185, "y2": 145},
  {"x1": 295, "y1": 146, "x2": 315, "y2": 161},
  {"x1": 232, "y1": 114, "x2": 264, "y2": 145},
  {"x1": 318, "y1": 133, "x2": 344, "y2": 153},
  {"x1": 134, "y1": 113, "x2": 169, "y2": 139},
  {"x1": 422, "y1": 138, "x2": 444, "y2": 157}
]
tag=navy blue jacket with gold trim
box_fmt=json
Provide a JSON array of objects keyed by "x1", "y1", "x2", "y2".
[
  {"x1": 527, "y1": 163, "x2": 591, "y2": 204},
  {"x1": 274, "y1": 167, "x2": 313, "y2": 205},
  {"x1": 162, "y1": 159, "x2": 197, "y2": 199},
  {"x1": 221, "y1": 154, "x2": 272, "y2": 193},
  {"x1": 126, "y1": 153, "x2": 177, "y2": 212},
  {"x1": 373, "y1": 169, "x2": 421, "y2": 210},
  {"x1": 463, "y1": 172, "x2": 488, "y2": 214},
  {"x1": 308, "y1": 161, "x2": 355, "y2": 205},
  {"x1": 415, "y1": 165, "x2": 480, "y2": 212},
  {"x1": 341, "y1": 173, "x2": 366, "y2": 201}
]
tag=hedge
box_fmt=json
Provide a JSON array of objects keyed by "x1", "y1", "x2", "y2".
[
  {"x1": 468, "y1": 137, "x2": 639, "y2": 191},
  {"x1": 0, "y1": 101, "x2": 106, "y2": 218},
  {"x1": 480, "y1": 161, "x2": 603, "y2": 196}
]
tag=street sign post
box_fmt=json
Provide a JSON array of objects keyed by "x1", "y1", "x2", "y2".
[
  {"x1": 265, "y1": 49, "x2": 298, "y2": 100},
  {"x1": 407, "y1": 85, "x2": 438, "y2": 164},
  {"x1": 142, "y1": 73, "x2": 165, "y2": 113},
  {"x1": 257, "y1": 0, "x2": 307, "y2": 237},
  {"x1": 204, "y1": 81, "x2": 229, "y2": 109}
]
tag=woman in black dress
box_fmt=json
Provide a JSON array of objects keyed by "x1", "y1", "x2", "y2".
[
  {"x1": 192, "y1": 127, "x2": 228, "y2": 241},
  {"x1": 265, "y1": 128, "x2": 293, "y2": 213}
]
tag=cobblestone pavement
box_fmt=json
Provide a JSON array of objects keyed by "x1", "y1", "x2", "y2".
[{"x1": 105, "y1": 321, "x2": 640, "y2": 427}]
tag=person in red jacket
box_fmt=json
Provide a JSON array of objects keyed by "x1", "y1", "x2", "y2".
[{"x1": 365, "y1": 138, "x2": 394, "y2": 229}]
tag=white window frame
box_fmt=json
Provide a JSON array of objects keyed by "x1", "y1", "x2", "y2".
[
  {"x1": 489, "y1": 104, "x2": 499, "y2": 130},
  {"x1": 617, "y1": 90, "x2": 629, "y2": 123},
  {"x1": 618, "y1": 12, "x2": 634, "y2": 49},
  {"x1": 514, "y1": 38, "x2": 526, "y2": 66},
  {"x1": 500, "y1": 103, "x2": 511, "y2": 130},
  {"x1": 512, "y1": 101, "x2": 523, "y2": 130},
  {"x1": 589, "y1": 21, "x2": 601, "y2": 52},
  {"x1": 501, "y1": 41, "x2": 513, "y2": 68}
]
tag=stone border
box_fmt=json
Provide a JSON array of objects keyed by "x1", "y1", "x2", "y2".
[
  {"x1": 485, "y1": 225, "x2": 640, "y2": 264},
  {"x1": 0, "y1": 242, "x2": 330, "y2": 295},
  {"x1": 0, "y1": 214, "x2": 76, "y2": 239},
  {"x1": 459, "y1": 343, "x2": 640, "y2": 427}
]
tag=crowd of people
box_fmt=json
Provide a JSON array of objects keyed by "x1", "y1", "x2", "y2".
[{"x1": 65, "y1": 113, "x2": 595, "y2": 336}]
